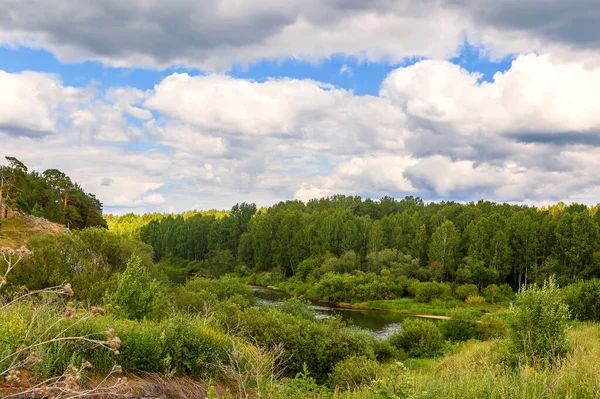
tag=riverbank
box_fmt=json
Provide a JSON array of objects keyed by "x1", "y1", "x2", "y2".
[
  {"x1": 164, "y1": 268, "x2": 509, "y2": 322},
  {"x1": 232, "y1": 274, "x2": 509, "y2": 320}
]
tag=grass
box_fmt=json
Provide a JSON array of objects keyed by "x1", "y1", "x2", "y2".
[
  {"x1": 408, "y1": 323, "x2": 600, "y2": 398},
  {"x1": 355, "y1": 298, "x2": 508, "y2": 319},
  {"x1": 0, "y1": 216, "x2": 67, "y2": 249}
]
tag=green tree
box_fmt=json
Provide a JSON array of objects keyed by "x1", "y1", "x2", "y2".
[
  {"x1": 112, "y1": 255, "x2": 158, "y2": 320},
  {"x1": 508, "y1": 277, "x2": 569, "y2": 367},
  {"x1": 428, "y1": 220, "x2": 460, "y2": 280},
  {"x1": 411, "y1": 224, "x2": 428, "y2": 266}
]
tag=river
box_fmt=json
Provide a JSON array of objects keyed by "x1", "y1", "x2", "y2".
[
  {"x1": 250, "y1": 285, "x2": 406, "y2": 338},
  {"x1": 166, "y1": 271, "x2": 405, "y2": 338}
]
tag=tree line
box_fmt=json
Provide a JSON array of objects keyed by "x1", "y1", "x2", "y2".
[
  {"x1": 133, "y1": 195, "x2": 600, "y2": 289},
  {"x1": 0, "y1": 156, "x2": 107, "y2": 229}
]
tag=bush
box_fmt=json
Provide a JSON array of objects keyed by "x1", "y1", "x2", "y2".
[
  {"x1": 236, "y1": 307, "x2": 376, "y2": 381},
  {"x1": 276, "y1": 297, "x2": 316, "y2": 320},
  {"x1": 160, "y1": 314, "x2": 231, "y2": 378},
  {"x1": 476, "y1": 321, "x2": 507, "y2": 340},
  {"x1": 454, "y1": 284, "x2": 479, "y2": 301},
  {"x1": 372, "y1": 338, "x2": 404, "y2": 362},
  {"x1": 328, "y1": 355, "x2": 383, "y2": 390},
  {"x1": 562, "y1": 279, "x2": 600, "y2": 321},
  {"x1": 389, "y1": 318, "x2": 444, "y2": 357},
  {"x1": 483, "y1": 284, "x2": 500, "y2": 303},
  {"x1": 465, "y1": 295, "x2": 486, "y2": 304},
  {"x1": 111, "y1": 255, "x2": 160, "y2": 320},
  {"x1": 441, "y1": 309, "x2": 477, "y2": 342},
  {"x1": 508, "y1": 277, "x2": 569, "y2": 367},
  {"x1": 413, "y1": 282, "x2": 451, "y2": 303}
]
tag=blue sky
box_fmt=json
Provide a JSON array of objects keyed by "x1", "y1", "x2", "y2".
[
  {"x1": 1, "y1": 1, "x2": 600, "y2": 213},
  {"x1": 0, "y1": 42, "x2": 513, "y2": 95}
]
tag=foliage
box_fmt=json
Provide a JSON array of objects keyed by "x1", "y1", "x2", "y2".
[
  {"x1": 0, "y1": 157, "x2": 107, "y2": 229},
  {"x1": 464, "y1": 295, "x2": 486, "y2": 305},
  {"x1": 412, "y1": 281, "x2": 451, "y2": 303},
  {"x1": 328, "y1": 356, "x2": 383, "y2": 390},
  {"x1": 10, "y1": 227, "x2": 156, "y2": 304},
  {"x1": 389, "y1": 318, "x2": 444, "y2": 357},
  {"x1": 137, "y1": 196, "x2": 600, "y2": 302},
  {"x1": 562, "y1": 279, "x2": 600, "y2": 321},
  {"x1": 454, "y1": 284, "x2": 479, "y2": 301},
  {"x1": 441, "y1": 309, "x2": 477, "y2": 342},
  {"x1": 111, "y1": 255, "x2": 160, "y2": 320},
  {"x1": 233, "y1": 306, "x2": 378, "y2": 381},
  {"x1": 508, "y1": 277, "x2": 570, "y2": 367}
]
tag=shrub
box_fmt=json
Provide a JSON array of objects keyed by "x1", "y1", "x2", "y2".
[
  {"x1": 372, "y1": 338, "x2": 404, "y2": 362},
  {"x1": 236, "y1": 307, "x2": 376, "y2": 381},
  {"x1": 160, "y1": 314, "x2": 231, "y2": 378},
  {"x1": 508, "y1": 277, "x2": 569, "y2": 367},
  {"x1": 476, "y1": 321, "x2": 507, "y2": 340},
  {"x1": 414, "y1": 282, "x2": 451, "y2": 303},
  {"x1": 389, "y1": 318, "x2": 444, "y2": 357},
  {"x1": 454, "y1": 284, "x2": 479, "y2": 301},
  {"x1": 276, "y1": 297, "x2": 316, "y2": 320},
  {"x1": 483, "y1": 284, "x2": 501, "y2": 303},
  {"x1": 498, "y1": 284, "x2": 515, "y2": 301},
  {"x1": 441, "y1": 309, "x2": 477, "y2": 342},
  {"x1": 562, "y1": 279, "x2": 600, "y2": 321},
  {"x1": 465, "y1": 295, "x2": 486, "y2": 305},
  {"x1": 328, "y1": 355, "x2": 383, "y2": 389},
  {"x1": 111, "y1": 255, "x2": 160, "y2": 320}
]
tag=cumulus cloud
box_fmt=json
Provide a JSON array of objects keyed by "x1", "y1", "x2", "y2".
[
  {"x1": 0, "y1": 0, "x2": 461, "y2": 70},
  {"x1": 1, "y1": 1, "x2": 599, "y2": 70},
  {"x1": 5, "y1": 51, "x2": 600, "y2": 212},
  {"x1": 0, "y1": 70, "x2": 86, "y2": 137}
]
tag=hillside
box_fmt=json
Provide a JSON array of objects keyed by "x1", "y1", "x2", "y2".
[{"x1": 0, "y1": 214, "x2": 68, "y2": 248}]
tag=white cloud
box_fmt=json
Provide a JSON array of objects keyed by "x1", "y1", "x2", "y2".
[
  {"x1": 382, "y1": 54, "x2": 600, "y2": 141},
  {"x1": 2, "y1": 1, "x2": 600, "y2": 71},
  {"x1": 0, "y1": 70, "x2": 84, "y2": 137},
  {"x1": 0, "y1": 1, "x2": 467, "y2": 70},
  {"x1": 6, "y1": 51, "x2": 600, "y2": 212}
]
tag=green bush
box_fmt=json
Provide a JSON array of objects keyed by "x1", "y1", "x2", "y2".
[
  {"x1": 476, "y1": 321, "x2": 507, "y2": 340},
  {"x1": 562, "y1": 279, "x2": 600, "y2": 321},
  {"x1": 160, "y1": 314, "x2": 231, "y2": 378},
  {"x1": 465, "y1": 295, "x2": 486, "y2": 304},
  {"x1": 454, "y1": 284, "x2": 479, "y2": 301},
  {"x1": 372, "y1": 338, "x2": 404, "y2": 362},
  {"x1": 389, "y1": 318, "x2": 444, "y2": 357},
  {"x1": 276, "y1": 297, "x2": 316, "y2": 320},
  {"x1": 413, "y1": 282, "x2": 451, "y2": 303},
  {"x1": 328, "y1": 355, "x2": 383, "y2": 390},
  {"x1": 441, "y1": 309, "x2": 477, "y2": 342},
  {"x1": 235, "y1": 307, "x2": 376, "y2": 381},
  {"x1": 28, "y1": 312, "x2": 233, "y2": 378},
  {"x1": 508, "y1": 277, "x2": 569, "y2": 367},
  {"x1": 111, "y1": 255, "x2": 161, "y2": 320},
  {"x1": 482, "y1": 284, "x2": 500, "y2": 303}
]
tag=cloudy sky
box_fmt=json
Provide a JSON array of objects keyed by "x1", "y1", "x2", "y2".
[{"x1": 2, "y1": 0, "x2": 600, "y2": 213}]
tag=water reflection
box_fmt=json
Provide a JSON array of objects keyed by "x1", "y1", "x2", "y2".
[
  {"x1": 166, "y1": 273, "x2": 405, "y2": 338},
  {"x1": 250, "y1": 285, "x2": 404, "y2": 338}
]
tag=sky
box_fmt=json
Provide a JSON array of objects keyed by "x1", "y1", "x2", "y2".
[{"x1": 2, "y1": 1, "x2": 600, "y2": 214}]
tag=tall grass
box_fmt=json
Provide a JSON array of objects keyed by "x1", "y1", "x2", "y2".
[{"x1": 411, "y1": 324, "x2": 600, "y2": 398}]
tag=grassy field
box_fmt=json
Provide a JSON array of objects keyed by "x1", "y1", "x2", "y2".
[{"x1": 408, "y1": 323, "x2": 600, "y2": 398}]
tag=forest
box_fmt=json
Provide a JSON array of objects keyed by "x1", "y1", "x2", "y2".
[
  {"x1": 4, "y1": 161, "x2": 600, "y2": 397},
  {"x1": 130, "y1": 196, "x2": 600, "y2": 292},
  {"x1": 0, "y1": 156, "x2": 107, "y2": 229}
]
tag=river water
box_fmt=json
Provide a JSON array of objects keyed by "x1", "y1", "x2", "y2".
[
  {"x1": 250, "y1": 285, "x2": 405, "y2": 338},
  {"x1": 166, "y1": 271, "x2": 405, "y2": 338}
]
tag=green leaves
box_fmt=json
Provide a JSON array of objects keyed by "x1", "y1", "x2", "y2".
[{"x1": 112, "y1": 255, "x2": 159, "y2": 320}]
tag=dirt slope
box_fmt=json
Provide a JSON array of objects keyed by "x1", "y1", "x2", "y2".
[{"x1": 0, "y1": 214, "x2": 69, "y2": 248}]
